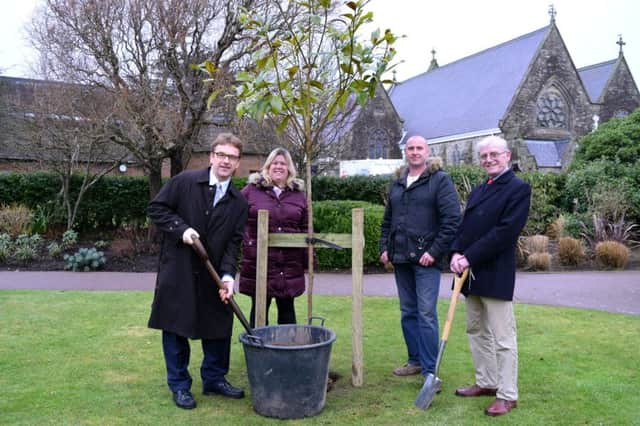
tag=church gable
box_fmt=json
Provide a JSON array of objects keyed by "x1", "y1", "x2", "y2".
[
  {"x1": 598, "y1": 56, "x2": 640, "y2": 123},
  {"x1": 345, "y1": 86, "x2": 403, "y2": 161},
  {"x1": 501, "y1": 23, "x2": 594, "y2": 170}
]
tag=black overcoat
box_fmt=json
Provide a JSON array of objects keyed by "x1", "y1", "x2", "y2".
[
  {"x1": 379, "y1": 158, "x2": 461, "y2": 266},
  {"x1": 147, "y1": 168, "x2": 248, "y2": 339},
  {"x1": 451, "y1": 170, "x2": 531, "y2": 301}
]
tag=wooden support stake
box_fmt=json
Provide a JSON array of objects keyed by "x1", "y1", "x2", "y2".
[
  {"x1": 351, "y1": 208, "x2": 364, "y2": 387},
  {"x1": 255, "y1": 209, "x2": 269, "y2": 327}
]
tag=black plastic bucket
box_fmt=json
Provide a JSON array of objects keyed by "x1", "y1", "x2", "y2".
[{"x1": 239, "y1": 323, "x2": 336, "y2": 419}]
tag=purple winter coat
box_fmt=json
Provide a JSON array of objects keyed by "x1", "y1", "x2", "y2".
[{"x1": 239, "y1": 174, "x2": 308, "y2": 299}]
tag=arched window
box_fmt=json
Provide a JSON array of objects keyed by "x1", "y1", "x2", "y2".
[
  {"x1": 536, "y1": 88, "x2": 567, "y2": 129},
  {"x1": 368, "y1": 128, "x2": 390, "y2": 159}
]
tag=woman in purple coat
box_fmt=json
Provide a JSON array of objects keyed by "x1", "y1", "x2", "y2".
[{"x1": 239, "y1": 148, "x2": 308, "y2": 326}]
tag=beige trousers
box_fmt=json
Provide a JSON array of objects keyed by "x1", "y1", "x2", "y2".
[{"x1": 465, "y1": 295, "x2": 518, "y2": 401}]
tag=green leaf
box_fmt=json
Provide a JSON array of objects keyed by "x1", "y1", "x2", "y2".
[
  {"x1": 309, "y1": 80, "x2": 324, "y2": 91},
  {"x1": 236, "y1": 71, "x2": 253, "y2": 82},
  {"x1": 287, "y1": 65, "x2": 300, "y2": 79},
  {"x1": 204, "y1": 61, "x2": 216, "y2": 75},
  {"x1": 276, "y1": 115, "x2": 290, "y2": 133},
  {"x1": 270, "y1": 96, "x2": 284, "y2": 113},
  {"x1": 206, "y1": 89, "x2": 221, "y2": 110}
]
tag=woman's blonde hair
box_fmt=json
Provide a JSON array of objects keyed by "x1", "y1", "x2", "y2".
[{"x1": 260, "y1": 148, "x2": 298, "y2": 188}]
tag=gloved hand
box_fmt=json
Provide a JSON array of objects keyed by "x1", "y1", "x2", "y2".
[{"x1": 182, "y1": 227, "x2": 200, "y2": 245}]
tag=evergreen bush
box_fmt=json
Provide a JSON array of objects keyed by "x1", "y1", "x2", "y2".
[
  {"x1": 313, "y1": 200, "x2": 385, "y2": 270},
  {"x1": 0, "y1": 233, "x2": 12, "y2": 261},
  {"x1": 13, "y1": 234, "x2": 41, "y2": 262},
  {"x1": 64, "y1": 247, "x2": 107, "y2": 272}
]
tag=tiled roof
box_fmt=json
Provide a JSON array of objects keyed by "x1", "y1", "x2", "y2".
[
  {"x1": 524, "y1": 139, "x2": 569, "y2": 167},
  {"x1": 578, "y1": 59, "x2": 617, "y2": 102},
  {"x1": 390, "y1": 26, "x2": 549, "y2": 140}
]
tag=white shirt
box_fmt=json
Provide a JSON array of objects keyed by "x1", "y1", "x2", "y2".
[
  {"x1": 209, "y1": 169, "x2": 231, "y2": 196},
  {"x1": 406, "y1": 174, "x2": 420, "y2": 188}
]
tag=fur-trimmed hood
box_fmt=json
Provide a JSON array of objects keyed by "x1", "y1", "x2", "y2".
[
  {"x1": 397, "y1": 156, "x2": 444, "y2": 178},
  {"x1": 248, "y1": 172, "x2": 305, "y2": 192}
]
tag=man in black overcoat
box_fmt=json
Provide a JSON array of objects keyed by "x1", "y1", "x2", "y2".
[
  {"x1": 148, "y1": 133, "x2": 249, "y2": 409},
  {"x1": 450, "y1": 136, "x2": 531, "y2": 417}
]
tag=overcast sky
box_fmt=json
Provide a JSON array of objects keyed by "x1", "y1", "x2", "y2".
[{"x1": 1, "y1": 0, "x2": 638, "y2": 84}]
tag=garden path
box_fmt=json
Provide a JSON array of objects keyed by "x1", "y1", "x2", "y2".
[{"x1": 0, "y1": 270, "x2": 638, "y2": 316}]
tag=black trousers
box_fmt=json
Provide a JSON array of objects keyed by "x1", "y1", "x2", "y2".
[
  {"x1": 161, "y1": 330, "x2": 230, "y2": 392},
  {"x1": 249, "y1": 296, "x2": 296, "y2": 327}
]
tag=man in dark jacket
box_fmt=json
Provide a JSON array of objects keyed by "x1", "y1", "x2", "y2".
[
  {"x1": 450, "y1": 136, "x2": 531, "y2": 417},
  {"x1": 379, "y1": 135, "x2": 461, "y2": 381},
  {"x1": 148, "y1": 133, "x2": 249, "y2": 409}
]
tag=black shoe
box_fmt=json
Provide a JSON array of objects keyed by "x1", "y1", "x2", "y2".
[
  {"x1": 172, "y1": 389, "x2": 196, "y2": 409},
  {"x1": 203, "y1": 380, "x2": 245, "y2": 399}
]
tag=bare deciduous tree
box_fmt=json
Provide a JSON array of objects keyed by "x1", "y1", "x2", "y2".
[
  {"x1": 29, "y1": 0, "x2": 267, "y2": 200},
  {"x1": 6, "y1": 79, "x2": 126, "y2": 230}
]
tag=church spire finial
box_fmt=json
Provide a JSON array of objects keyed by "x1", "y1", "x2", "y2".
[
  {"x1": 617, "y1": 34, "x2": 626, "y2": 55},
  {"x1": 427, "y1": 48, "x2": 439, "y2": 72},
  {"x1": 548, "y1": 4, "x2": 556, "y2": 23}
]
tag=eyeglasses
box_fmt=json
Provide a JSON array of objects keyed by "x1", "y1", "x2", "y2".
[
  {"x1": 213, "y1": 151, "x2": 240, "y2": 162},
  {"x1": 479, "y1": 151, "x2": 507, "y2": 161}
]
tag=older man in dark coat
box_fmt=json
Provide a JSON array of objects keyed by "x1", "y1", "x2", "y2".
[
  {"x1": 450, "y1": 135, "x2": 531, "y2": 417},
  {"x1": 148, "y1": 133, "x2": 248, "y2": 409}
]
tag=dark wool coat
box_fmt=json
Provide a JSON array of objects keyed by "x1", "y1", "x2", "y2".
[
  {"x1": 451, "y1": 169, "x2": 531, "y2": 301},
  {"x1": 239, "y1": 174, "x2": 307, "y2": 299},
  {"x1": 379, "y1": 157, "x2": 461, "y2": 266},
  {"x1": 147, "y1": 168, "x2": 248, "y2": 339}
]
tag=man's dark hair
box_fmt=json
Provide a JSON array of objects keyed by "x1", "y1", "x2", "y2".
[{"x1": 211, "y1": 133, "x2": 243, "y2": 156}]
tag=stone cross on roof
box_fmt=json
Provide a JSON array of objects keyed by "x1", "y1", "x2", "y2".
[
  {"x1": 548, "y1": 4, "x2": 556, "y2": 23},
  {"x1": 617, "y1": 34, "x2": 626, "y2": 55}
]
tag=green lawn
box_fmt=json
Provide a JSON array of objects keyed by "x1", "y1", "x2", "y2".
[{"x1": 1, "y1": 290, "x2": 638, "y2": 425}]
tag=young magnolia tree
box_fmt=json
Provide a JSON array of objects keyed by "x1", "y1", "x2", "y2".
[{"x1": 205, "y1": 0, "x2": 398, "y2": 316}]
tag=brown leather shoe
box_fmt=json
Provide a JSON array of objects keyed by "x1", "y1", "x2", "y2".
[
  {"x1": 392, "y1": 363, "x2": 422, "y2": 376},
  {"x1": 485, "y1": 398, "x2": 517, "y2": 416},
  {"x1": 454, "y1": 384, "x2": 498, "y2": 397}
]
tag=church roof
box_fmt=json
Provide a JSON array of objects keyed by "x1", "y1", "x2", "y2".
[
  {"x1": 390, "y1": 26, "x2": 549, "y2": 141},
  {"x1": 578, "y1": 59, "x2": 617, "y2": 102}
]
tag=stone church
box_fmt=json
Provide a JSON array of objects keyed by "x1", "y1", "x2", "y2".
[{"x1": 343, "y1": 12, "x2": 640, "y2": 172}]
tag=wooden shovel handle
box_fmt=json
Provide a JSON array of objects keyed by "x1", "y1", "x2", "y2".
[
  {"x1": 440, "y1": 269, "x2": 470, "y2": 342},
  {"x1": 191, "y1": 237, "x2": 254, "y2": 335}
]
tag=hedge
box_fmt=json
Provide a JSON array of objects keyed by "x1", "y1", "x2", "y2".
[
  {"x1": 3, "y1": 165, "x2": 636, "y2": 238},
  {"x1": 313, "y1": 200, "x2": 384, "y2": 270},
  {"x1": 0, "y1": 172, "x2": 248, "y2": 232}
]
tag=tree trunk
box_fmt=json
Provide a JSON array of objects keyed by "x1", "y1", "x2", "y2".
[
  {"x1": 305, "y1": 153, "x2": 314, "y2": 322},
  {"x1": 147, "y1": 161, "x2": 164, "y2": 242},
  {"x1": 169, "y1": 147, "x2": 185, "y2": 177},
  {"x1": 148, "y1": 163, "x2": 163, "y2": 203}
]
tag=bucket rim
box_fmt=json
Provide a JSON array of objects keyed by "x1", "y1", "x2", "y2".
[{"x1": 239, "y1": 324, "x2": 336, "y2": 350}]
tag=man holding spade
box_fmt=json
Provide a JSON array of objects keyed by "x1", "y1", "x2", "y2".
[{"x1": 450, "y1": 135, "x2": 531, "y2": 416}]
